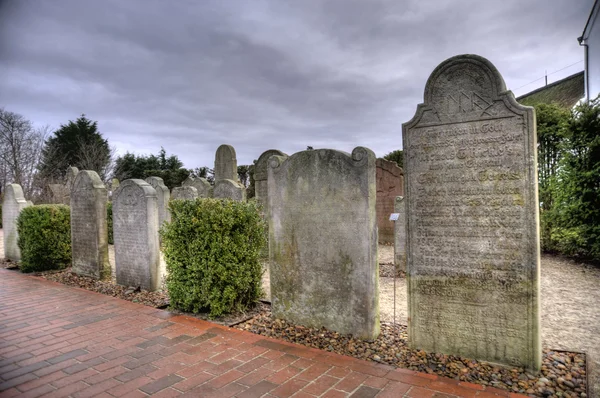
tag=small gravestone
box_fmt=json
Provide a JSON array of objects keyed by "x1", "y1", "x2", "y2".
[
  {"x1": 113, "y1": 179, "x2": 160, "y2": 291},
  {"x1": 2, "y1": 184, "x2": 31, "y2": 262},
  {"x1": 48, "y1": 183, "x2": 68, "y2": 204},
  {"x1": 214, "y1": 144, "x2": 238, "y2": 182},
  {"x1": 63, "y1": 166, "x2": 79, "y2": 204},
  {"x1": 145, "y1": 176, "x2": 171, "y2": 226},
  {"x1": 403, "y1": 54, "x2": 541, "y2": 370},
  {"x1": 268, "y1": 147, "x2": 379, "y2": 340},
  {"x1": 394, "y1": 196, "x2": 406, "y2": 272},
  {"x1": 182, "y1": 176, "x2": 212, "y2": 198},
  {"x1": 376, "y1": 158, "x2": 404, "y2": 244},
  {"x1": 71, "y1": 170, "x2": 110, "y2": 279},
  {"x1": 254, "y1": 149, "x2": 286, "y2": 209},
  {"x1": 171, "y1": 186, "x2": 198, "y2": 200},
  {"x1": 213, "y1": 179, "x2": 246, "y2": 201}
]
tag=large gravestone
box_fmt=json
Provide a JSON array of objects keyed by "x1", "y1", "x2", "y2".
[
  {"x1": 146, "y1": 176, "x2": 171, "y2": 226},
  {"x1": 403, "y1": 54, "x2": 541, "y2": 370},
  {"x1": 113, "y1": 179, "x2": 160, "y2": 291},
  {"x1": 182, "y1": 176, "x2": 212, "y2": 198},
  {"x1": 71, "y1": 170, "x2": 110, "y2": 279},
  {"x1": 268, "y1": 147, "x2": 379, "y2": 340},
  {"x1": 376, "y1": 158, "x2": 404, "y2": 244},
  {"x1": 254, "y1": 149, "x2": 286, "y2": 209},
  {"x1": 171, "y1": 186, "x2": 198, "y2": 200},
  {"x1": 214, "y1": 144, "x2": 237, "y2": 181},
  {"x1": 394, "y1": 196, "x2": 406, "y2": 272},
  {"x1": 2, "y1": 184, "x2": 31, "y2": 262}
]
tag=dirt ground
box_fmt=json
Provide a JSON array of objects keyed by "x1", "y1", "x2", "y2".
[{"x1": 2, "y1": 231, "x2": 598, "y2": 395}]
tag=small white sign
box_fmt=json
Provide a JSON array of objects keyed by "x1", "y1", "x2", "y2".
[{"x1": 389, "y1": 213, "x2": 400, "y2": 221}]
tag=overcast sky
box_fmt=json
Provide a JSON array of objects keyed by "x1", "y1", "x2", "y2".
[{"x1": 0, "y1": 0, "x2": 593, "y2": 169}]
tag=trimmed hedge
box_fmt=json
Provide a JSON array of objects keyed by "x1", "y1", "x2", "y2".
[
  {"x1": 107, "y1": 201, "x2": 113, "y2": 245},
  {"x1": 17, "y1": 204, "x2": 71, "y2": 273},
  {"x1": 161, "y1": 198, "x2": 266, "y2": 318}
]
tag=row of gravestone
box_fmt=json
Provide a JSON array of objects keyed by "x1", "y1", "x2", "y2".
[{"x1": 2, "y1": 54, "x2": 541, "y2": 372}]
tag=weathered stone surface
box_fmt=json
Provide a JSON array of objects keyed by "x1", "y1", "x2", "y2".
[
  {"x1": 70, "y1": 170, "x2": 110, "y2": 279},
  {"x1": 213, "y1": 179, "x2": 246, "y2": 201},
  {"x1": 394, "y1": 196, "x2": 406, "y2": 272},
  {"x1": 2, "y1": 184, "x2": 31, "y2": 262},
  {"x1": 113, "y1": 179, "x2": 160, "y2": 291},
  {"x1": 171, "y1": 186, "x2": 198, "y2": 200},
  {"x1": 268, "y1": 147, "x2": 379, "y2": 340},
  {"x1": 376, "y1": 158, "x2": 404, "y2": 244},
  {"x1": 214, "y1": 144, "x2": 237, "y2": 182},
  {"x1": 48, "y1": 183, "x2": 68, "y2": 204},
  {"x1": 182, "y1": 176, "x2": 212, "y2": 198},
  {"x1": 403, "y1": 54, "x2": 541, "y2": 370},
  {"x1": 254, "y1": 149, "x2": 286, "y2": 209},
  {"x1": 63, "y1": 166, "x2": 79, "y2": 204},
  {"x1": 145, "y1": 176, "x2": 171, "y2": 226}
]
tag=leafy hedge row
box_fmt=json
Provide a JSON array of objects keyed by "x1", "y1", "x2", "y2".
[
  {"x1": 161, "y1": 198, "x2": 266, "y2": 317},
  {"x1": 17, "y1": 205, "x2": 71, "y2": 273}
]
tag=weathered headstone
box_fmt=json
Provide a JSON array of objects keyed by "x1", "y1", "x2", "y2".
[
  {"x1": 393, "y1": 196, "x2": 406, "y2": 272},
  {"x1": 214, "y1": 144, "x2": 238, "y2": 182},
  {"x1": 254, "y1": 149, "x2": 286, "y2": 209},
  {"x1": 63, "y1": 166, "x2": 79, "y2": 204},
  {"x1": 2, "y1": 184, "x2": 31, "y2": 262},
  {"x1": 376, "y1": 158, "x2": 404, "y2": 244},
  {"x1": 171, "y1": 186, "x2": 198, "y2": 200},
  {"x1": 145, "y1": 176, "x2": 171, "y2": 226},
  {"x1": 111, "y1": 178, "x2": 120, "y2": 190},
  {"x1": 403, "y1": 54, "x2": 541, "y2": 370},
  {"x1": 48, "y1": 183, "x2": 68, "y2": 204},
  {"x1": 213, "y1": 179, "x2": 246, "y2": 201},
  {"x1": 268, "y1": 147, "x2": 379, "y2": 340},
  {"x1": 113, "y1": 179, "x2": 160, "y2": 291},
  {"x1": 71, "y1": 170, "x2": 110, "y2": 279},
  {"x1": 182, "y1": 176, "x2": 212, "y2": 198}
]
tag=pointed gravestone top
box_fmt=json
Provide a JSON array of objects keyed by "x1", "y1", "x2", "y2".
[{"x1": 403, "y1": 54, "x2": 541, "y2": 371}]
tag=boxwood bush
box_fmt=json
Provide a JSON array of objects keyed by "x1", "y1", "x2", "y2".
[
  {"x1": 161, "y1": 198, "x2": 266, "y2": 317},
  {"x1": 17, "y1": 204, "x2": 71, "y2": 273}
]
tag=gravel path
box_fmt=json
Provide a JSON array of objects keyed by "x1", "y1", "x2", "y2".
[{"x1": 2, "y1": 230, "x2": 598, "y2": 395}]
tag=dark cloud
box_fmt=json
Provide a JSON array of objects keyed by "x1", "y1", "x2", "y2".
[{"x1": 0, "y1": 0, "x2": 592, "y2": 167}]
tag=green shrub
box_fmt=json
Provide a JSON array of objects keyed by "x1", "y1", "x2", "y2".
[
  {"x1": 17, "y1": 204, "x2": 71, "y2": 273},
  {"x1": 161, "y1": 198, "x2": 266, "y2": 317},
  {"x1": 107, "y1": 201, "x2": 113, "y2": 244}
]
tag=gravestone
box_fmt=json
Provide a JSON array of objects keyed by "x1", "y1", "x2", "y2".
[
  {"x1": 213, "y1": 179, "x2": 246, "y2": 201},
  {"x1": 48, "y1": 183, "x2": 68, "y2": 204},
  {"x1": 70, "y1": 170, "x2": 110, "y2": 279},
  {"x1": 145, "y1": 176, "x2": 171, "y2": 226},
  {"x1": 214, "y1": 144, "x2": 237, "y2": 181},
  {"x1": 376, "y1": 158, "x2": 404, "y2": 244},
  {"x1": 254, "y1": 149, "x2": 286, "y2": 209},
  {"x1": 268, "y1": 147, "x2": 379, "y2": 340},
  {"x1": 171, "y1": 186, "x2": 198, "y2": 200},
  {"x1": 403, "y1": 54, "x2": 541, "y2": 370},
  {"x1": 2, "y1": 184, "x2": 31, "y2": 262},
  {"x1": 63, "y1": 166, "x2": 79, "y2": 204},
  {"x1": 182, "y1": 176, "x2": 212, "y2": 198},
  {"x1": 394, "y1": 196, "x2": 406, "y2": 272},
  {"x1": 113, "y1": 179, "x2": 160, "y2": 291}
]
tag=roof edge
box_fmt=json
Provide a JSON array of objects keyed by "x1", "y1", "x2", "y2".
[
  {"x1": 581, "y1": 0, "x2": 600, "y2": 41},
  {"x1": 516, "y1": 71, "x2": 584, "y2": 101}
]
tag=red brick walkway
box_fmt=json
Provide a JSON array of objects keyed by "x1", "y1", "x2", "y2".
[{"x1": 0, "y1": 269, "x2": 526, "y2": 397}]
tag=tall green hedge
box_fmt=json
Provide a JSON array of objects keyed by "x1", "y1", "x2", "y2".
[
  {"x1": 107, "y1": 201, "x2": 113, "y2": 244},
  {"x1": 17, "y1": 204, "x2": 71, "y2": 273},
  {"x1": 161, "y1": 198, "x2": 266, "y2": 317}
]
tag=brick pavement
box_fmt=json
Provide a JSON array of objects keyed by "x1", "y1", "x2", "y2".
[{"x1": 0, "y1": 269, "x2": 527, "y2": 397}]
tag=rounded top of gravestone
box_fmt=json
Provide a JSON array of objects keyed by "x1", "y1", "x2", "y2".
[
  {"x1": 73, "y1": 170, "x2": 105, "y2": 191},
  {"x1": 145, "y1": 176, "x2": 167, "y2": 188},
  {"x1": 215, "y1": 144, "x2": 236, "y2": 162},
  {"x1": 255, "y1": 149, "x2": 286, "y2": 180},
  {"x1": 113, "y1": 179, "x2": 157, "y2": 203},
  {"x1": 4, "y1": 183, "x2": 26, "y2": 202}
]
